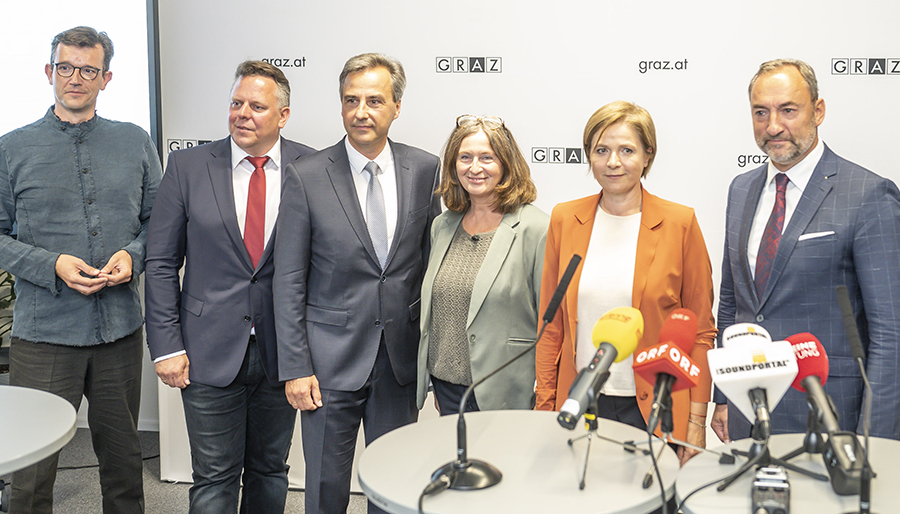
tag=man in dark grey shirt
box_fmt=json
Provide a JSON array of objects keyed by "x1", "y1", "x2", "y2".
[{"x1": 0, "y1": 26, "x2": 161, "y2": 514}]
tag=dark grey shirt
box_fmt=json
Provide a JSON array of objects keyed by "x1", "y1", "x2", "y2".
[{"x1": 0, "y1": 107, "x2": 161, "y2": 345}]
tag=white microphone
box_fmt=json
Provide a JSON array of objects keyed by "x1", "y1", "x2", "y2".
[{"x1": 708, "y1": 324, "x2": 798, "y2": 439}]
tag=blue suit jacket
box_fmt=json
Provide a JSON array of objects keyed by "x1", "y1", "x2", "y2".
[
  {"x1": 273, "y1": 138, "x2": 441, "y2": 390},
  {"x1": 145, "y1": 136, "x2": 315, "y2": 387},
  {"x1": 717, "y1": 144, "x2": 900, "y2": 439}
]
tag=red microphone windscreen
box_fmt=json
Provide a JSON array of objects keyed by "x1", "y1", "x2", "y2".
[
  {"x1": 658, "y1": 308, "x2": 698, "y2": 353},
  {"x1": 633, "y1": 343, "x2": 701, "y2": 393},
  {"x1": 787, "y1": 332, "x2": 829, "y2": 392}
]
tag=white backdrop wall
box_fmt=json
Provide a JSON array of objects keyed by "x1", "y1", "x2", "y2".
[{"x1": 153, "y1": 0, "x2": 900, "y2": 486}]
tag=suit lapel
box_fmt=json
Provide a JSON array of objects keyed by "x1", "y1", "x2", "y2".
[
  {"x1": 207, "y1": 138, "x2": 254, "y2": 271},
  {"x1": 740, "y1": 168, "x2": 768, "y2": 305},
  {"x1": 566, "y1": 195, "x2": 601, "y2": 352},
  {"x1": 325, "y1": 141, "x2": 381, "y2": 266},
  {"x1": 633, "y1": 188, "x2": 661, "y2": 310},
  {"x1": 759, "y1": 150, "x2": 836, "y2": 306},
  {"x1": 257, "y1": 139, "x2": 304, "y2": 268},
  {"x1": 387, "y1": 140, "x2": 410, "y2": 269},
  {"x1": 468, "y1": 210, "x2": 518, "y2": 328}
]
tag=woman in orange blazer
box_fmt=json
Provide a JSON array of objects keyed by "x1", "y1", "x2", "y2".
[{"x1": 534, "y1": 101, "x2": 716, "y2": 465}]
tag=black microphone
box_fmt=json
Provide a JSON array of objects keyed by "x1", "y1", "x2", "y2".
[
  {"x1": 836, "y1": 285, "x2": 876, "y2": 511},
  {"x1": 429, "y1": 254, "x2": 582, "y2": 491}
]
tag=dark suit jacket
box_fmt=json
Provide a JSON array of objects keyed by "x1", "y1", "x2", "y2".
[
  {"x1": 145, "y1": 136, "x2": 315, "y2": 387},
  {"x1": 273, "y1": 138, "x2": 441, "y2": 390},
  {"x1": 717, "y1": 144, "x2": 900, "y2": 439}
]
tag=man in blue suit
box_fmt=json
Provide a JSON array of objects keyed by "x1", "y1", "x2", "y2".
[
  {"x1": 711, "y1": 59, "x2": 900, "y2": 442},
  {"x1": 274, "y1": 53, "x2": 441, "y2": 514},
  {"x1": 145, "y1": 61, "x2": 314, "y2": 513}
]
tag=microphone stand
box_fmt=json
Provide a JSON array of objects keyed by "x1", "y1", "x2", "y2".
[
  {"x1": 429, "y1": 254, "x2": 583, "y2": 491},
  {"x1": 779, "y1": 403, "x2": 826, "y2": 461},
  {"x1": 836, "y1": 284, "x2": 878, "y2": 513},
  {"x1": 718, "y1": 388, "x2": 828, "y2": 492}
]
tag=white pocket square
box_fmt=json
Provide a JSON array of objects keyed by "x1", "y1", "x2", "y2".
[{"x1": 798, "y1": 231, "x2": 835, "y2": 241}]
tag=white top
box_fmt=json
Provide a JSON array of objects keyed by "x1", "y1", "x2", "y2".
[
  {"x1": 576, "y1": 207, "x2": 640, "y2": 396},
  {"x1": 345, "y1": 137, "x2": 398, "y2": 250},
  {"x1": 747, "y1": 139, "x2": 823, "y2": 277}
]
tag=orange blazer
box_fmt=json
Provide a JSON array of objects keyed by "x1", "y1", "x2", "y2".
[{"x1": 534, "y1": 187, "x2": 716, "y2": 441}]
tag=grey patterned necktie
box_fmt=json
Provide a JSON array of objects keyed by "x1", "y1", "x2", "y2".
[{"x1": 364, "y1": 161, "x2": 388, "y2": 268}]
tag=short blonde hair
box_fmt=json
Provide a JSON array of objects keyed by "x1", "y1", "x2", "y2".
[
  {"x1": 582, "y1": 101, "x2": 657, "y2": 178},
  {"x1": 437, "y1": 118, "x2": 536, "y2": 213}
]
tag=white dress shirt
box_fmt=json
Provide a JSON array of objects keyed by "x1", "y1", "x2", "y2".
[
  {"x1": 747, "y1": 139, "x2": 824, "y2": 278},
  {"x1": 345, "y1": 137, "x2": 398, "y2": 250}
]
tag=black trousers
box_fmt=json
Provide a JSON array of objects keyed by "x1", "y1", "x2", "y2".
[{"x1": 9, "y1": 329, "x2": 144, "y2": 514}]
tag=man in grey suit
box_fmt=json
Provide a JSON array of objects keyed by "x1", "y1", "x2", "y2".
[
  {"x1": 711, "y1": 58, "x2": 900, "y2": 442},
  {"x1": 274, "y1": 53, "x2": 441, "y2": 514},
  {"x1": 145, "y1": 61, "x2": 314, "y2": 513}
]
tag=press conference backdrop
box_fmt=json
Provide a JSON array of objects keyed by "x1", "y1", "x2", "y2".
[{"x1": 155, "y1": 0, "x2": 900, "y2": 486}]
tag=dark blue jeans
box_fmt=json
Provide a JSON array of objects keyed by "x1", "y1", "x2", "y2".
[{"x1": 180, "y1": 337, "x2": 296, "y2": 514}]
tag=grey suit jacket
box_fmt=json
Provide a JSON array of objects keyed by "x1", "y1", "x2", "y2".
[
  {"x1": 717, "y1": 144, "x2": 900, "y2": 439},
  {"x1": 273, "y1": 138, "x2": 441, "y2": 390},
  {"x1": 416, "y1": 204, "x2": 549, "y2": 411},
  {"x1": 145, "y1": 137, "x2": 315, "y2": 387}
]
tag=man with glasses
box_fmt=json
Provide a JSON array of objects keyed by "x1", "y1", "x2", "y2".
[
  {"x1": 0, "y1": 26, "x2": 161, "y2": 513},
  {"x1": 274, "y1": 53, "x2": 440, "y2": 514}
]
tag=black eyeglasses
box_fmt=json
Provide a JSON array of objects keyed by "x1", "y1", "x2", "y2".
[
  {"x1": 456, "y1": 114, "x2": 504, "y2": 129},
  {"x1": 53, "y1": 62, "x2": 102, "y2": 81}
]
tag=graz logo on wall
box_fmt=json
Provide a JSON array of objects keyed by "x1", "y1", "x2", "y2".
[
  {"x1": 435, "y1": 57, "x2": 502, "y2": 73},
  {"x1": 260, "y1": 57, "x2": 307, "y2": 69},
  {"x1": 832, "y1": 58, "x2": 900, "y2": 75},
  {"x1": 737, "y1": 154, "x2": 769, "y2": 168},
  {"x1": 531, "y1": 147, "x2": 586, "y2": 165},
  {"x1": 167, "y1": 139, "x2": 213, "y2": 153}
]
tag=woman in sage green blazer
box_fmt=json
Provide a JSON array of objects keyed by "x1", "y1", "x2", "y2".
[{"x1": 416, "y1": 115, "x2": 549, "y2": 413}]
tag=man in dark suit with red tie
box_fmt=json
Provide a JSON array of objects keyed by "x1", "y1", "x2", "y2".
[
  {"x1": 712, "y1": 59, "x2": 900, "y2": 442},
  {"x1": 145, "y1": 61, "x2": 314, "y2": 513}
]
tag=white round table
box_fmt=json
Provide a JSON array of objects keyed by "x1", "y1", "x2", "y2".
[
  {"x1": 0, "y1": 385, "x2": 77, "y2": 475},
  {"x1": 676, "y1": 433, "x2": 899, "y2": 513},
  {"x1": 358, "y1": 410, "x2": 679, "y2": 514}
]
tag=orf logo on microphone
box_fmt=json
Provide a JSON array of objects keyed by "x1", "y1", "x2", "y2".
[{"x1": 635, "y1": 344, "x2": 701, "y2": 379}]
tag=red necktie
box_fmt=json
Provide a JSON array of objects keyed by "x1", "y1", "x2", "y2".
[
  {"x1": 244, "y1": 156, "x2": 269, "y2": 268},
  {"x1": 755, "y1": 173, "x2": 789, "y2": 296}
]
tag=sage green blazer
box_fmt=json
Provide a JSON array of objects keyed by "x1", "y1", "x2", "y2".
[{"x1": 417, "y1": 204, "x2": 549, "y2": 410}]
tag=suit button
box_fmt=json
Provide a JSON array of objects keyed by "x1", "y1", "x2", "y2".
[
  {"x1": 756, "y1": 315, "x2": 764, "y2": 322},
  {"x1": 244, "y1": 315, "x2": 251, "y2": 322},
  {"x1": 375, "y1": 320, "x2": 381, "y2": 326},
  {"x1": 251, "y1": 278, "x2": 257, "y2": 283},
  {"x1": 380, "y1": 275, "x2": 386, "y2": 283},
  {"x1": 470, "y1": 335, "x2": 476, "y2": 342},
  {"x1": 639, "y1": 392, "x2": 649, "y2": 400}
]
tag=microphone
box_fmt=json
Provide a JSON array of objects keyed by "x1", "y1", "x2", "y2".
[
  {"x1": 787, "y1": 332, "x2": 864, "y2": 496},
  {"x1": 836, "y1": 285, "x2": 876, "y2": 510},
  {"x1": 557, "y1": 307, "x2": 642, "y2": 430},
  {"x1": 429, "y1": 254, "x2": 582, "y2": 492},
  {"x1": 721, "y1": 322, "x2": 772, "y2": 349},
  {"x1": 633, "y1": 308, "x2": 701, "y2": 435},
  {"x1": 707, "y1": 324, "x2": 798, "y2": 440}
]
